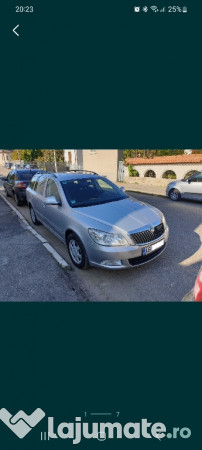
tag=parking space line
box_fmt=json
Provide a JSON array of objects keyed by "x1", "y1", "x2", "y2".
[{"x1": 0, "y1": 194, "x2": 70, "y2": 269}]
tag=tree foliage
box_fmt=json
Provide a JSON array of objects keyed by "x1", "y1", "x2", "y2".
[
  {"x1": 37, "y1": 150, "x2": 64, "y2": 162},
  {"x1": 123, "y1": 149, "x2": 186, "y2": 161},
  {"x1": 11, "y1": 149, "x2": 43, "y2": 161},
  {"x1": 11, "y1": 149, "x2": 64, "y2": 162}
]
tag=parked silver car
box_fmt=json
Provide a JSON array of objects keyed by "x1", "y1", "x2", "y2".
[
  {"x1": 166, "y1": 171, "x2": 202, "y2": 201},
  {"x1": 26, "y1": 172, "x2": 169, "y2": 270}
]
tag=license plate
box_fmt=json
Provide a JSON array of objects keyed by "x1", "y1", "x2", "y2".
[{"x1": 143, "y1": 239, "x2": 164, "y2": 256}]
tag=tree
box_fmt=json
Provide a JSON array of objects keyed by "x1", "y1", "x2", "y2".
[
  {"x1": 11, "y1": 149, "x2": 43, "y2": 161},
  {"x1": 11, "y1": 149, "x2": 65, "y2": 162},
  {"x1": 36, "y1": 150, "x2": 64, "y2": 163},
  {"x1": 123, "y1": 149, "x2": 184, "y2": 162},
  {"x1": 23, "y1": 150, "x2": 43, "y2": 161},
  {"x1": 11, "y1": 150, "x2": 24, "y2": 160}
]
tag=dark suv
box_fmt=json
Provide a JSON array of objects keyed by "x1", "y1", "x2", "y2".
[{"x1": 3, "y1": 169, "x2": 44, "y2": 206}]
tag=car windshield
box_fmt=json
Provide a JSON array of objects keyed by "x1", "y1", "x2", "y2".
[{"x1": 60, "y1": 177, "x2": 128, "y2": 208}]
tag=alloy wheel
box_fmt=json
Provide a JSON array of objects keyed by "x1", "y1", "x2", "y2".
[{"x1": 69, "y1": 239, "x2": 82, "y2": 264}]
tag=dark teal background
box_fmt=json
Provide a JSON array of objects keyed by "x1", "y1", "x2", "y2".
[
  {"x1": 0, "y1": 0, "x2": 201, "y2": 147},
  {"x1": 0, "y1": 1, "x2": 201, "y2": 448},
  {"x1": 0, "y1": 304, "x2": 201, "y2": 448}
]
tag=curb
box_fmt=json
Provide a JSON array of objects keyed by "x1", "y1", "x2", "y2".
[
  {"x1": 126, "y1": 189, "x2": 167, "y2": 198},
  {"x1": 0, "y1": 194, "x2": 70, "y2": 269}
]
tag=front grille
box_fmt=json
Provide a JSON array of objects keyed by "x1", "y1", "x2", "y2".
[
  {"x1": 131, "y1": 223, "x2": 165, "y2": 245},
  {"x1": 129, "y1": 244, "x2": 166, "y2": 266}
]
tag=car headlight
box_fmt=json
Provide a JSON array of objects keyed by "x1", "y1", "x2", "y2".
[{"x1": 88, "y1": 228, "x2": 128, "y2": 246}]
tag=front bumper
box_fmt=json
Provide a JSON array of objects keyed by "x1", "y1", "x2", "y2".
[
  {"x1": 166, "y1": 184, "x2": 175, "y2": 196},
  {"x1": 88, "y1": 226, "x2": 169, "y2": 269}
]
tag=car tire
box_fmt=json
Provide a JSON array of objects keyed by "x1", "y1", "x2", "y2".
[
  {"x1": 67, "y1": 233, "x2": 89, "y2": 270},
  {"x1": 14, "y1": 193, "x2": 23, "y2": 206},
  {"x1": 5, "y1": 188, "x2": 10, "y2": 197},
  {"x1": 168, "y1": 189, "x2": 181, "y2": 201},
  {"x1": 30, "y1": 205, "x2": 41, "y2": 225}
]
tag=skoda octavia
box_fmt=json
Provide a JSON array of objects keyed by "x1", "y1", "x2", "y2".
[{"x1": 26, "y1": 172, "x2": 169, "y2": 269}]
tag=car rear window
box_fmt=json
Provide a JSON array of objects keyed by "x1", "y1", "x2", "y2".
[{"x1": 16, "y1": 171, "x2": 40, "y2": 181}]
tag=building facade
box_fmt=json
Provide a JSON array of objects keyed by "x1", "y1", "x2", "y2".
[
  {"x1": 0, "y1": 150, "x2": 11, "y2": 164},
  {"x1": 63, "y1": 150, "x2": 83, "y2": 170},
  {"x1": 125, "y1": 153, "x2": 202, "y2": 179},
  {"x1": 82, "y1": 150, "x2": 124, "y2": 181}
]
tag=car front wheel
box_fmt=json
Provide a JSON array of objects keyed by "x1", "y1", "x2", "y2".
[
  {"x1": 30, "y1": 205, "x2": 41, "y2": 225},
  {"x1": 67, "y1": 233, "x2": 89, "y2": 270},
  {"x1": 169, "y1": 189, "x2": 181, "y2": 201}
]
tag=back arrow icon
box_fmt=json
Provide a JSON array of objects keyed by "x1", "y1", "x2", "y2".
[{"x1": 13, "y1": 25, "x2": 20, "y2": 36}]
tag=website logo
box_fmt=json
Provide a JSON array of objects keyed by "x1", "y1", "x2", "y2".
[
  {"x1": 0, "y1": 409, "x2": 192, "y2": 443},
  {"x1": 0, "y1": 408, "x2": 45, "y2": 439}
]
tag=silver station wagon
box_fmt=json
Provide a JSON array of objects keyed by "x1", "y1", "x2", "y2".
[{"x1": 26, "y1": 172, "x2": 169, "y2": 270}]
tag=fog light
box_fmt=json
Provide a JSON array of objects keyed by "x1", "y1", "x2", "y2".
[{"x1": 100, "y1": 260, "x2": 122, "y2": 267}]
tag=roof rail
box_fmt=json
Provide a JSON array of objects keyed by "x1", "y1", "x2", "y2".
[{"x1": 66, "y1": 170, "x2": 98, "y2": 175}]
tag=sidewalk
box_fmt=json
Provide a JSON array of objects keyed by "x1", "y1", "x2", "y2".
[
  {"x1": 0, "y1": 197, "x2": 87, "y2": 302},
  {"x1": 116, "y1": 181, "x2": 167, "y2": 197}
]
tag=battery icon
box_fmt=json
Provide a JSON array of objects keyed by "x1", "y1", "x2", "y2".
[{"x1": 182, "y1": 6, "x2": 187, "y2": 13}]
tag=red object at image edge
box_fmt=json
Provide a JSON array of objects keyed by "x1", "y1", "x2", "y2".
[{"x1": 194, "y1": 269, "x2": 202, "y2": 302}]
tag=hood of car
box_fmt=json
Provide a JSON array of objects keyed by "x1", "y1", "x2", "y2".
[
  {"x1": 168, "y1": 179, "x2": 182, "y2": 187},
  {"x1": 74, "y1": 197, "x2": 163, "y2": 233}
]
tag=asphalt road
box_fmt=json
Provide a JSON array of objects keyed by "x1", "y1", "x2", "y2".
[
  {"x1": 0, "y1": 184, "x2": 201, "y2": 302},
  {"x1": 0, "y1": 196, "x2": 87, "y2": 302}
]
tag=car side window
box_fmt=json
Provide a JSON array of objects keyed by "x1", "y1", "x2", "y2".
[
  {"x1": 29, "y1": 176, "x2": 37, "y2": 190},
  {"x1": 196, "y1": 173, "x2": 202, "y2": 182},
  {"x1": 35, "y1": 175, "x2": 47, "y2": 196},
  {"x1": 45, "y1": 179, "x2": 61, "y2": 203},
  {"x1": 189, "y1": 173, "x2": 202, "y2": 183},
  {"x1": 9, "y1": 172, "x2": 15, "y2": 182}
]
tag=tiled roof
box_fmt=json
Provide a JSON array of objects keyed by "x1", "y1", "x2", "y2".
[{"x1": 126, "y1": 154, "x2": 202, "y2": 165}]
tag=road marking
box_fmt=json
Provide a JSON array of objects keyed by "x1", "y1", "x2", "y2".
[{"x1": 0, "y1": 194, "x2": 70, "y2": 269}]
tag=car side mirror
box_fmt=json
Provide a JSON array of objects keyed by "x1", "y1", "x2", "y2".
[
  {"x1": 120, "y1": 186, "x2": 125, "y2": 192},
  {"x1": 45, "y1": 196, "x2": 61, "y2": 206}
]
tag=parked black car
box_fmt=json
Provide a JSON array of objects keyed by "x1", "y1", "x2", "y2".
[{"x1": 3, "y1": 169, "x2": 44, "y2": 206}]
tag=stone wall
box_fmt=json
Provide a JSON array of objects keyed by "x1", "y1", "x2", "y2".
[
  {"x1": 126, "y1": 163, "x2": 202, "y2": 179},
  {"x1": 124, "y1": 176, "x2": 171, "y2": 187}
]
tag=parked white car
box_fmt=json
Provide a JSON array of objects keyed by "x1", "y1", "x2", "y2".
[{"x1": 166, "y1": 171, "x2": 202, "y2": 201}]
